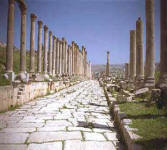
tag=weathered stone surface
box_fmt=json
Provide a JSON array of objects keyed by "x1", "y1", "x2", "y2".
[
  {"x1": 0, "y1": 81, "x2": 123, "y2": 149},
  {"x1": 28, "y1": 132, "x2": 82, "y2": 143},
  {"x1": 0, "y1": 144, "x2": 27, "y2": 150},
  {"x1": 84, "y1": 132, "x2": 106, "y2": 141},
  {"x1": 28, "y1": 142, "x2": 62, "y2": 150},
  {"x1": 0, "y1": 133, "x2": 29, "y2": 144},
  {"x1": 64, "y1": 140, "x2": 116, "y2": 150}
]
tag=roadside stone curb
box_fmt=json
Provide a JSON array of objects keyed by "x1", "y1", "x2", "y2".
[{"x1": 104, "y1": 85, "x2": 143, "y2": 150}]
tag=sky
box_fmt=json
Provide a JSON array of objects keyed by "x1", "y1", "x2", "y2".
[{"x1": 0, "y1": 0, "x2": 160, "y2": 65}]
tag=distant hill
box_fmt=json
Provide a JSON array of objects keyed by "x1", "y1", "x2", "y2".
[{"x1": 91, "y1": 64, "x2": 125, "y2": 73}]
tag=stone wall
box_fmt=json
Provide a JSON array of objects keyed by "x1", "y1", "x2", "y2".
[{"x1": 0, "y1": 81, "x2": 70, "y2": 112}]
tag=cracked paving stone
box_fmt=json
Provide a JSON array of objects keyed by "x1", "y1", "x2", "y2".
[
  {"x1": 64, "y1": 140, "x2": 116, "y2": 150},
  {"x1": 0, "y1": 133, "x2": 29, "y2": 144},
  {"x1": 28, "y1": 131, "x2": 82, "y2": 143},
  {"x1": 28, "y1": 142, "x2": 62, "y2": 150},
  {"x1": 0, "y1": 144, "x2": 27, "y2": 150},
  {"x1": 0, "y1": 81, "x2": 124, "y2": 150},
  {"x1": 84, "y1": 132, "x2": 106, "y2": 141}
]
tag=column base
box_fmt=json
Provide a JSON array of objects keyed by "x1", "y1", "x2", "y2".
[
  {"x1": 144, "y1": 77, "x2": 155, "y2": 88},
  {"x1": 4, "y1": 72, "x2": 15, "y2": 82},
  {"x1": 135, "y1": 77, "x2": 144, "y2": 90},
  {"x1": 16, "y1": 72, "x2": 29, "y2": 83}
]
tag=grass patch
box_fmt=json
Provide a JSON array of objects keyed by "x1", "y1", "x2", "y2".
[
  {"x1": 0, "y1": 74, "x2": 10, "y2": 86},
  {"x1": 130, "y1": 118, "x2": 167, "y2": 150},
  {"x1": 119, "y1": 102, "x2": 166, "y2": 119}
]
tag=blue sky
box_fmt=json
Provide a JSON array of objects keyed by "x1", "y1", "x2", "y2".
[{"x1": 0, "y1": 0, "x2": 160, "y2": 64}]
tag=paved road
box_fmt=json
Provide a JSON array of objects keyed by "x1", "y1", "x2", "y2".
[{"x1": 0, "y1": 81, "x2": 124, "y2": 150}]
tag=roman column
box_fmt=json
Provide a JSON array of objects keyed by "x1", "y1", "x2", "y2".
[
  {"x1": 56, "y1": 38, "x2": 60, "y2": 76},
  {"x1": 125, "y1": 63, "x2": 129, "y2": 80},
  {"x1": 59, "y1": 40, "x2": 62, "y2": 76},
  {"x1": 20, "y1": 5, "x2": 27, "y2": 73},
  {"x1": 72, "y1": 41, "x2": 75, "y2": 75},
  {"x1": 64, "y1": 41, "x2": 67, "y2": 75},
  {"x1": 145, "y1": 0, "x2": 155, "y2": 87},
  {"x1": 48, "y1": 31, "x2": 52, "y2": 75},
  {"x1": 52, "y1": 36, "x2": 56, "y2": 76},
  {"x1": 30, "y1": 13, "x2": 37, "y2": 73},
  {"x1": 43, "y1": 25, "x2": 48, "y2": 74},
  {"x1": 106, "y1": 51, "x2": 110, "y2": 76},
  {"x1": 129, "y1": 30, "x2": 136, "y2": 82},
  {"x1": 159, "y1": 0, "x2": 167, "y2": 90},
  {"x1": 37, "y1": 20, "x2": 43, "y2": 73},
  {"x1": 136, "y1": 17, "x2": 144, "y2": 87},
  {"x1": 67, "y1": 45, "x2": 70, "y2": 75},
  {"x1": 6, "y1": 0, "x2": 15, "y2": 73}
]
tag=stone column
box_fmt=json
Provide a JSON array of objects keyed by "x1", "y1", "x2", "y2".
[
  {"x1": 125, "y1": 63, "x2": 129, "y2": 80},
  {"x1": 37, "y1": 20, "x2": 43, "y2": 73},
  {"x1": 30, "y1": 13, "x2": 37, "y2": 73},
  {"x1": 106, "y1": 51, "x2": 110, "y2": 76},
  {"x1": 6, "y1": 0, "x2": 15, "y2": 73},
  {"x1": 72, "y1": 41, "x2": 75, "y2": 75},
  {"x1": 159, "y1": 0, "x2": 167, "y2": 90},
  {"x1": 43, "y1": 25, "x2": 48, "y2": 74},
  {"x1": 48, "y1": 31, "x2": 52, "y2": 75},
  {"x1": 145, "y1": 0, "x2": 155, "y2": 87},
  {"x1": 20, "y1": 5, "x2": 27, "y2": 73},
  {"x1": 129, "y1": 30, "x2": 136, "y2": 82},
  {"x1": 67, "y1": 45, "x2": 70, "y2": 75},
  {"x1": 64, "y1": 41, "x2": 67, "y2": 75},
  {"x1": 136, "y1": 17, "x2": 144, "y2": 87},
  {"x1": 52, "y1": 36, "x2": 56, "y2": 76},
  {"x1": 70, "y1": 46, "x2": 72, "y2": 76},
  {"x1": 56, "y1": 38, "x2": 60, "y2": 75},
  {"x1": 59, "y1": 41, "x2": 62, "y2": 76}
]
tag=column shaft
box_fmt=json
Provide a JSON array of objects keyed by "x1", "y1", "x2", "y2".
[
  {"x1": 48, "y1": 31, "x2": 52, "y2": 75},
  {"x1": 129, "y1": 30, "x2": 136, "y2": 82},
  {"x1": 20, "y1": 7, "x2": 27, "y2": 72},
  {"x1": 43, "y1": 25, "x2": 48, "y2": 74},
  {"x1": 52, "y1": 36, "x2": 56, "y2": 76},
  {"x1": 30, "y1": 14, "x2": 37, "y2": 73},
  {"x1": 37, "y1": 21, "x2": 43, "y2": 73},
  {"x1": 145, "y1": 0, "x2": 155, "y2": 87},
  {"x1": 56, "y1": 39, "x2": 60, "y2": 75},
  {"x1": 6, "y1": 0, "x2": 15, "y2": 72},
  {"x1": 136, "y1": 17, "x2": 144, "y2": 85}
]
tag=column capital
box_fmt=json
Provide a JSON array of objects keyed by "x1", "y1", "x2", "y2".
[
  {"x1": 19, "y1": 4, "x2": 27, "y2": 15},
  {"x1": 38, "y1": 20, "x2": 43, "y2": 27},
  {"x1": 53, "y1": 36, "x2": 56, "y2": 40},
  {"x1": 49, "y1": 31, "x2": 52, "y2": 36},
  {"x1": 9, "y1": 0, "x2": 15, "y2": 4},
  {"x1": 31, "y1": 13, "x2": 37, "y2": 21},
  {"x1": 44, "y1": 25, "x2": 48, "y2": 31}
]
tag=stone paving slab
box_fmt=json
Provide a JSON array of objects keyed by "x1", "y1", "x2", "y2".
[
  {"x1": 64, "y1": 140, "x2": 116, "y2": 150},
  {"x1": 27, "y1": 142, "x2": 62, "y2": 150},
  {"x1": 0, "y1": 81, "x2": 124, "y2": 150}
]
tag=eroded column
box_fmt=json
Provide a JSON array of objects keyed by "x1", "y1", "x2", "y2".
[
  {"x1": 43, "y1": 25, "x2": 48, "y2": 74},
  {"x1": 159, "y1": 0, "x2": 167, "y2": 90},
  {"x1": 52, "y1": 36, "x2": 56, "y2": 76},
  {"x1": 136, "y1": 17, "x2": 144, "y2": 87},
  {"x1": 56, "y1": 38, "x2": 60, "y2": 76},
  {"x1": 125, "y1": 63, "x2": 129, "y2": 80},
  {"x1": 30, "y1": 13, "x2": 37, "y2": 73},
  {"x1": 6, "y1": 0, "x2": 15, "y2": 73},
  {"x1": 48, "y1": 31, "x2": 52, "y2": 75},
  {"x1": 37, "y1": 20, "x2": 43, "y2": 73},
  {"x1": 129, "y1": 30, "x2": 136, "y2": 82},
  {"x1": 59, "y1": 40, "x2": 62, "y2": 76},
  {"x1": 106, "y1": 51, "x2": 110, "y2": 76},
  {"x1": 145, "y1": 0, "x2": 155, "y2": 87}
]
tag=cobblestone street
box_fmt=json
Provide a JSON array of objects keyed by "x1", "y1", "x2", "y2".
[{"x1": 0, "y1": 81, "x2": 124, "y2": 150}]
